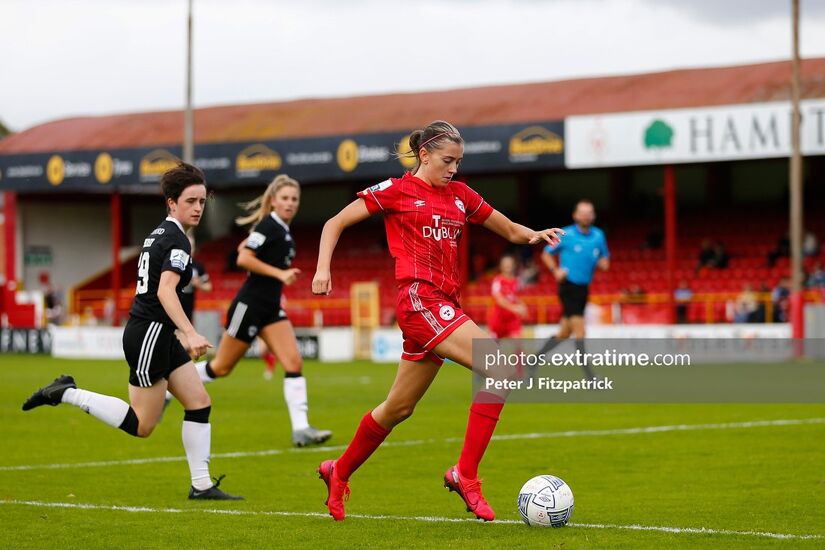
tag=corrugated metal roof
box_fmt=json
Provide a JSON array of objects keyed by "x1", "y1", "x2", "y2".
[{"x1": 3, "y1": 58, "x2": 825, "y2": 154}]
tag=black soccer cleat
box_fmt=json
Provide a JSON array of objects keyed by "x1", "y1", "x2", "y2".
[
  {"x1": 22, "y1": 375, "x2": 76, "y2": 411},
  {"x1": 188, "y1": 475, "x2": 244, "y2": 501}
]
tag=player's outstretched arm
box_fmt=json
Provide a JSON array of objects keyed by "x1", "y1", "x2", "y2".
[
  {"x1": 482, "y1": 210, "x2": 564, "y2": 246},
  {"x1": 158, "y1": 270, "x2": 212, "y2": 357},
  {"x1": 313, "y1": 199, "x2": 372, "y2": 295}
]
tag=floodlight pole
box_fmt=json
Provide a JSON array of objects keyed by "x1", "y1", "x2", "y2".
[
  {"x1": 789, "y1": 0, "x2": 804, "y2": 339},
  {"x1": 183, "y1": 0, "x2": 194, "y2": 164}
]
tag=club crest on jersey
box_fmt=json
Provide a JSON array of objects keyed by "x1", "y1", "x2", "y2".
[
  {"x1": 439, "y1": 305, "x2": 456, "y2": 321},
  {"x1": 454, "y1": 198, "x2": 465, "y2": 213},
  {"x1": 414, "y1": 200, "x2": 426, "y2": 207},
  {"x1": 422, "y1": 214, "x2": 461, "y2": 242}
]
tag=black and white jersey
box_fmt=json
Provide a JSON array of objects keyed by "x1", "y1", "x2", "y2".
[
  {"x1": 237, "y1": 212, "x2": 295, "y2": 303},
  {"x1": 129, "y1": 217, "x2": 193, "y2": 326}
]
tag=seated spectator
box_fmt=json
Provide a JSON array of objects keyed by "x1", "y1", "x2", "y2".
[
  {"x1": 696, "y1": 240, "x2": 729, "y2": 273},
  {"x1": 767, "y1": 233, "x2": 790, "y2": 267},
  {"x1": 803, "y1": 231, "x2": 820, "y2": 258},
  {"x1": 712, "y1": 241, "x2": 729, "y2": 269},
  {"x1": 518, "y1": 256, "x2": 541, "y2": 287},
  {"x1": 807, "y1": 261, "x2": 825, "y2": 288},
  {"x1": 620, "y1": 284, "x2": 647, "y2": 304},
  {"x1": 771, "y1": 278, "x2": 791, "y2": 322},
  {"x1": 673, "y1": 281, "x2": 693, "y2": 324},
  {"x1": 733, "y1": 283, "x2": 758, "y2": 323},
  {"x1": 697, "y1": 239, "x2": 715, "y2": 272}
]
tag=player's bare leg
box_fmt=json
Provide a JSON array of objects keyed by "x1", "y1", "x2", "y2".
[
  {"x1": 164, "y1": 333, "x2": 248, "y2": 406},
  {"x1": 206, "y1": 333, "x2": 251, "y2": 378}
]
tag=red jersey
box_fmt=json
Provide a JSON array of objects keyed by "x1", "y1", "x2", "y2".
[
  {"x1": 491, "y1": 274, "x2": 520, "y2": 317},
  {"x1": 357, "y1": 172, "x2": 493, "y2": 300}
]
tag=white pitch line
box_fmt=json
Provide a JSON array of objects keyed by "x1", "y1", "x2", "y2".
[
  {"x1": 1, "y1": 417, "x2": 823, "y2": 472},
  {"x1": 2, "y1": 500, "x2": 822, "y2": 541}
]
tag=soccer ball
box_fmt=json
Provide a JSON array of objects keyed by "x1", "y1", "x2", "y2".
[{"x1": 517, "y1": 475, "x2": 574, "y2": 527}]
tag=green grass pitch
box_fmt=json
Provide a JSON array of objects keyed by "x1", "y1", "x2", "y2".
[{"x1": 2, "y1": 355, "x2": 824, "y2": 549}]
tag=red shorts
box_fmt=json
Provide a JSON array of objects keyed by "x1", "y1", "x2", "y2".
[
  {"x1": 396, "y1": 281, "x2": 471, "y2": 366},
  {"x1": 488, "y1": 312, "x2": 522, "y2": 339}
]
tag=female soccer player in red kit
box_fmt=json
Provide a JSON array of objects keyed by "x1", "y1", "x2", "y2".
[
  {"x1": 312, "y1": 120, "x2": 563, "y2": 521},
  {"x1": 489, "y1": 255, "x2": 528, "y2": 339}
]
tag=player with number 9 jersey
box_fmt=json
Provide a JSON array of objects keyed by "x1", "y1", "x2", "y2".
[
  {"x1": 22, "y1": 163, "x2": 242, "y2": 501},
  {"x1": 130, "y1": 218, "x2": 193, "y2": 326}
]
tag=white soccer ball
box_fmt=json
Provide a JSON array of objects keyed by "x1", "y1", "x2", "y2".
[{"x1": 517, "y1": 475, "x2": 574, "y2": 527}]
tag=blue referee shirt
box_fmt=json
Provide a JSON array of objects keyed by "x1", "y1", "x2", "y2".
[{"x1": 544, "y1": 224, "x2": 609, "y2": 286}]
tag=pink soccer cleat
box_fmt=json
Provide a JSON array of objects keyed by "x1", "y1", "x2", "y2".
[
  {"x1": 443, "y1": 465, "x2": 495, "y2": 521},
  {"x1": 317, "y1": 460, "x2": 350, "y2": 521}
]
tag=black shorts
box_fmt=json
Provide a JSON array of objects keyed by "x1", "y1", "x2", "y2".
[
  {"x1": 123, "y1": 317, "x2": 190, "y2": 388},
  {"x1": 558, "y1": 281, "x2": 589, "y2": 317},
  {"x1": 224, "y1": 296, "x2": 288, "y2": 343}
]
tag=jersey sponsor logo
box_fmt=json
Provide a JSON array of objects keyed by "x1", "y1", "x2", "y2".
[
  {"x1": 169, "y1": 249, "x2": 191, "y2": 271},
  {"x1": 422, "y1": 214, "x2": 461, "y2": 242},
  {"x1": 454, "y1": 198, "x2": 465, "y2": 213},
  {"x1": 142, "y1": 238, "x2": 155, "y2": 248},
  {"x1": 247, "y1": 231, "x2": 266, "y2": 249},
  {"x1": 368, "y1": 179, "x2": 393, "y2": 193},
  {"x1": 439, "y1": 305, "x2": 456, "y2": 321}
]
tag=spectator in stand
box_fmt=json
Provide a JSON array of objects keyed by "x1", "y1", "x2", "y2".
[
  {"x1": 803, "y1": 231, "x2": 820, "y2": 258},
  {"x1": 712, "y1": 241, "x2": 729, "y2": 269},
  {"x1": 43, "y1": 283, "x2": 64, "y2": 325},
  {"x1": 696, "y1": 240, "x2": 715, "y2": 272},
  {"x1": 733, "y1": 283, "x2": 758, "y2": 323},
  {"x1": 806, "y1": 261, "x2": 825, "y2": 288},
  {"x1": 673, "y1": 281, "x2": 693, "y2": 324},
  {"x1": 620, "y1": 284, "x2": 646, "y2": 304},
  {"x1": 518, "y1": 256, "x2": 541, "y2": 287},
  {"x1": 696, "y1": 240, "x2": 729, "y2": 273},
  {"x1": 767, "y1": 233, "x2": 790, "y2": 267},
  {"x1": 771, "y1": 278, "x2": 791, "y2": 322}
]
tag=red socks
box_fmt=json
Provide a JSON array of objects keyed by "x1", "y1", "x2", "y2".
[
  {"x1": 458, "y1": 392, "x2": 505, "y2": 480},
  {"x1": 335, "y1": 411, "x2": 391, "y2": 481}
]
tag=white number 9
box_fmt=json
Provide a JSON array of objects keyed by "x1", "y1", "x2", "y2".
[{"x1": 136, "y1": 252, "x2": 150, "y2": 294}]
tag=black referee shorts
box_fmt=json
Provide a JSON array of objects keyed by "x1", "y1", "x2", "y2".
[
  {"x1": 122, "y1": 317, "x2": 191, "y2": 388},
  {"x1": 558, "y1": 281, "x2": 589, "y2": 318}
]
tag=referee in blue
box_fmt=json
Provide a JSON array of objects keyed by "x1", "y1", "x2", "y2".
[{"x1": 538, "y1": 200, "x2": 609, "y2": 375}]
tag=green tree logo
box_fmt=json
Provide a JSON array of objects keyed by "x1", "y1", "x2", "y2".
[{"x1": 644, "y1": 119, "x2": 674, "y2": 149}]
